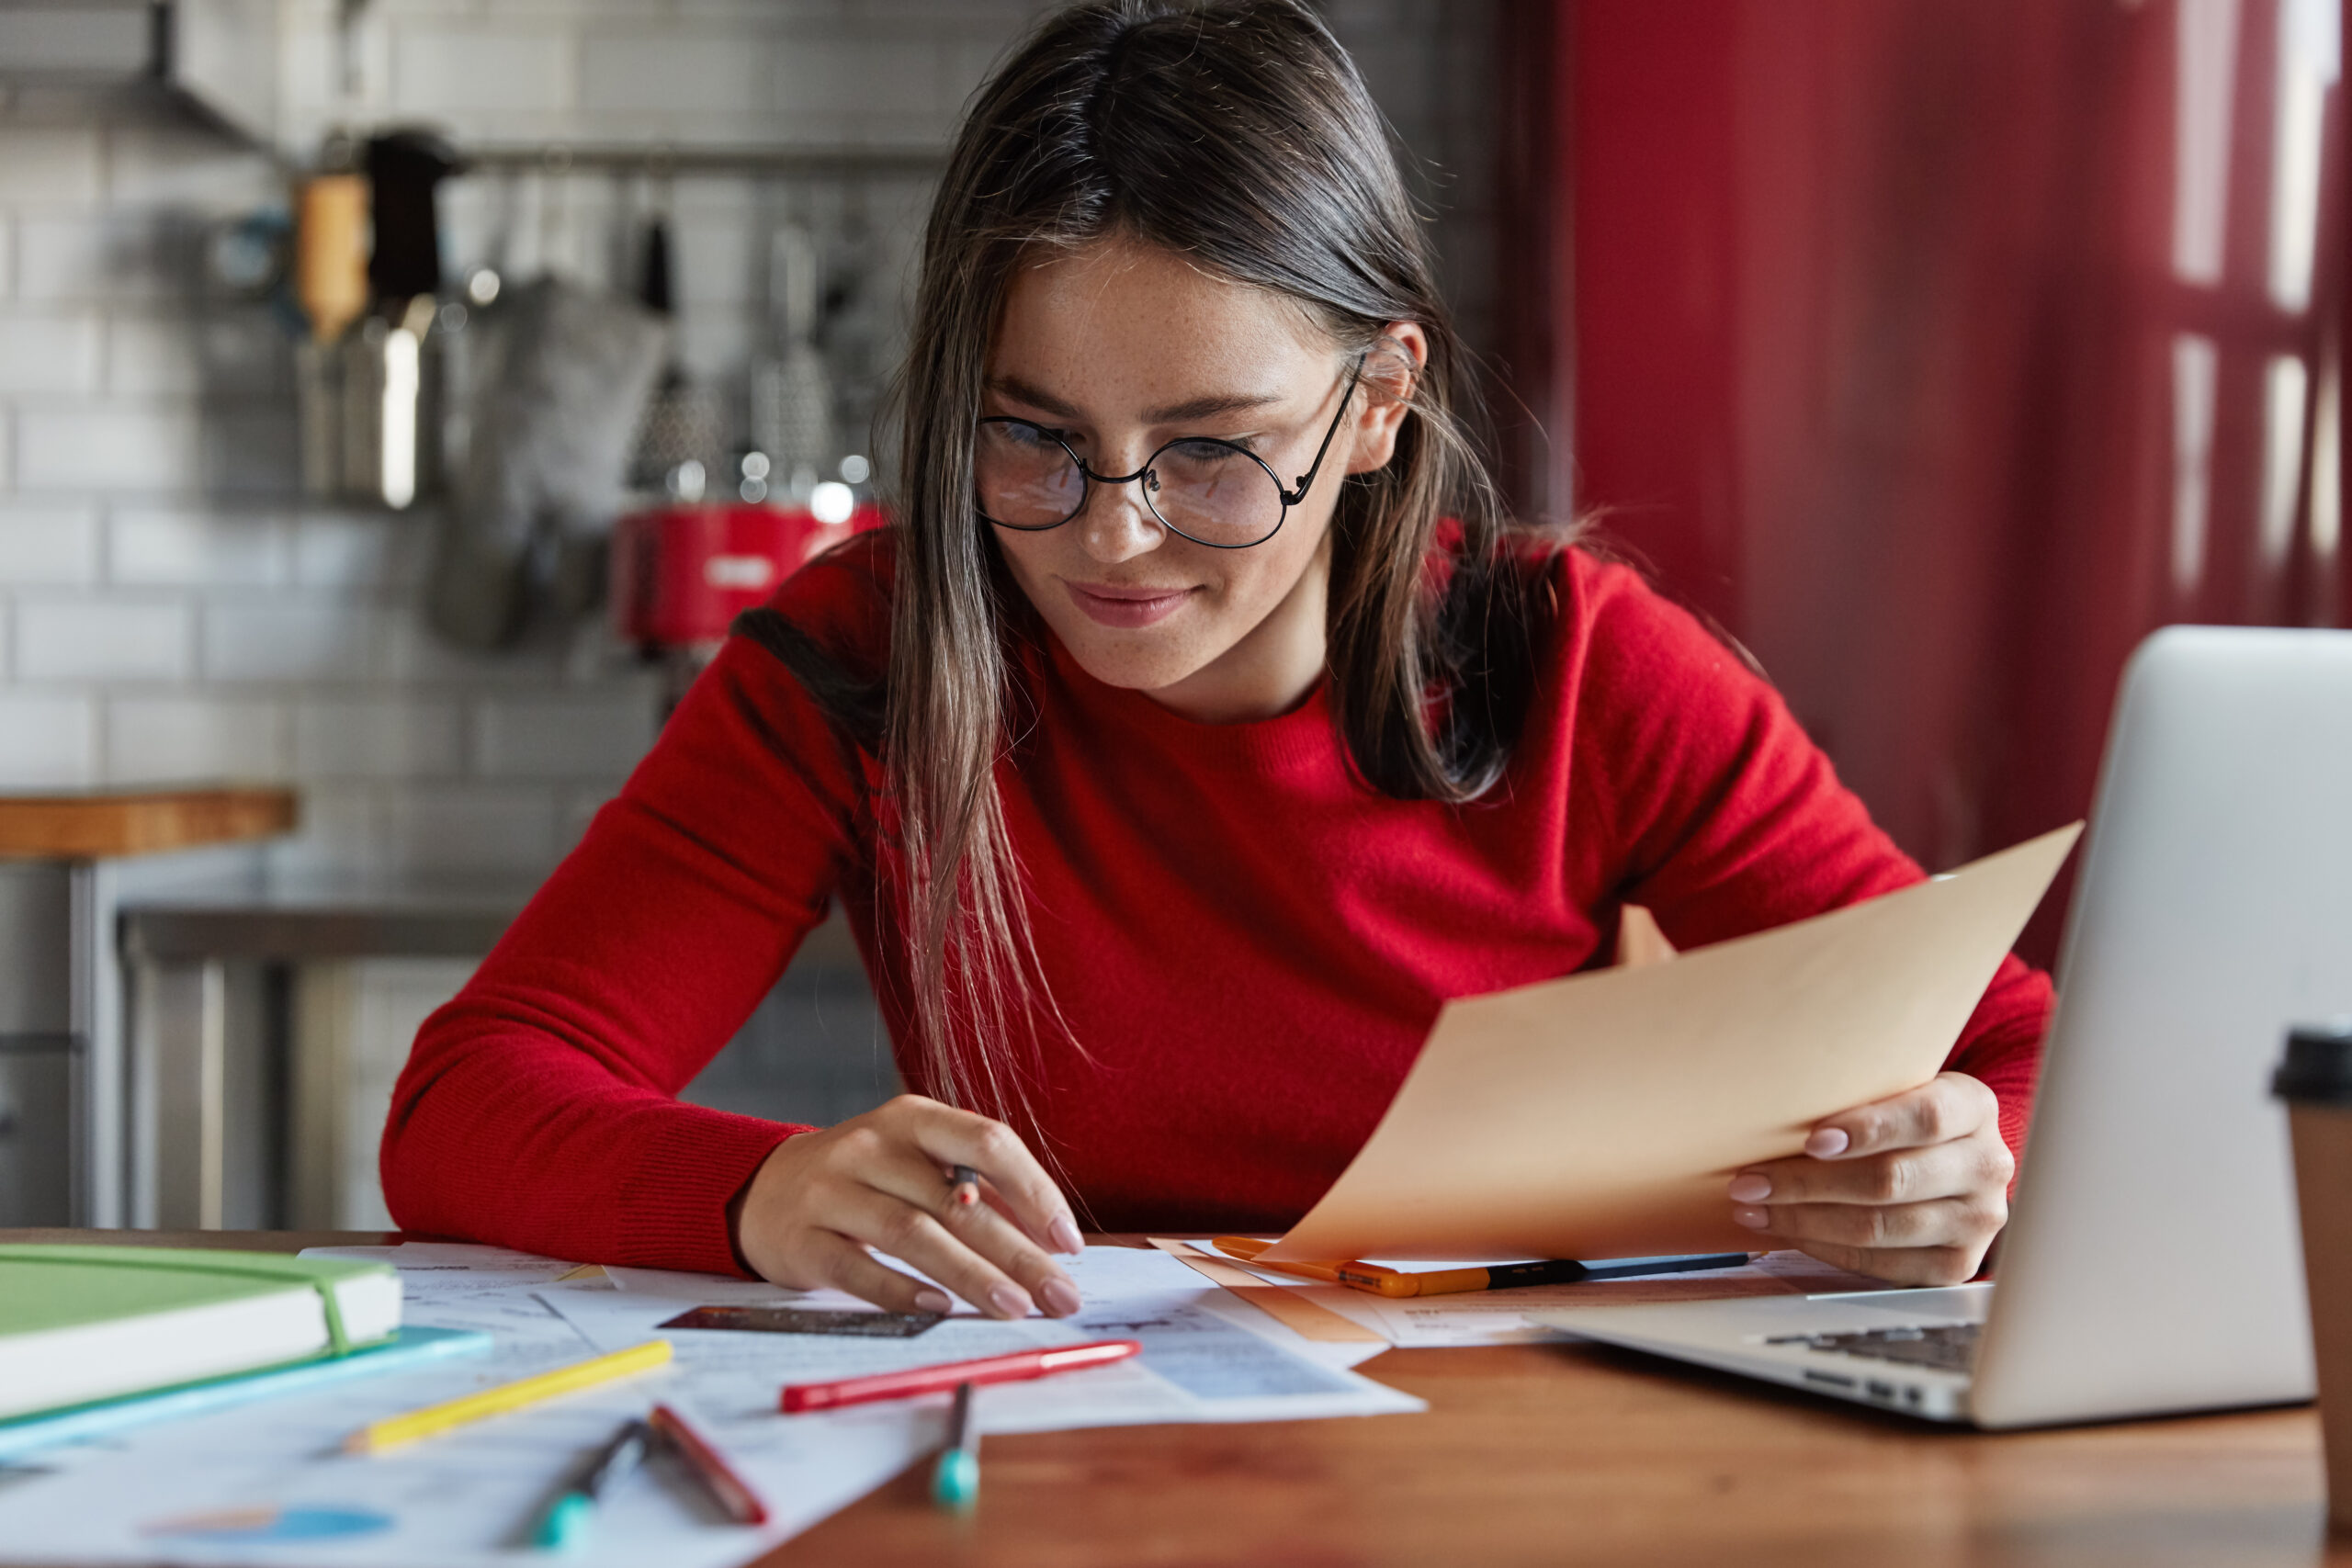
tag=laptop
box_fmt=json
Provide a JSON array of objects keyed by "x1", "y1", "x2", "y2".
[{"x1": 1529, "y1": 626, "x2": 2352, "y2": 1427}]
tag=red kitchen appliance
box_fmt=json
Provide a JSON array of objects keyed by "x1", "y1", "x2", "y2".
[{"x1": 611, "y1": 500, "x2": 884, "y2": 654}]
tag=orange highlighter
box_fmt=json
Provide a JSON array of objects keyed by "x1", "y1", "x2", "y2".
[{"x1": 1211, "y1": 1237, "x2": 1751, "y2": 1298}]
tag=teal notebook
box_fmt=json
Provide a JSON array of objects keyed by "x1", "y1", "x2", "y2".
[
  {"x1": 0, "y1": 1325, "x2": 490, "y2": 1461},
  {"x1": 0, "y1": 1245, "x2": 402, "y2": 1423}
]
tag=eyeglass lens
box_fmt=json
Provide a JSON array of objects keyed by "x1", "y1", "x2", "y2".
[{"x1": 975, "y1": 423, "x2": 1284, "y2": 547}]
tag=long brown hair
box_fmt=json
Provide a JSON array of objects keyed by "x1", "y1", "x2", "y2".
[{"x1": 761, "y1": 0, "x2": 1561, "y2": 1129}]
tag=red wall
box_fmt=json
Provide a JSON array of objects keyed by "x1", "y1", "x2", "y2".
[{"x1": 1517, "y1": 0, "x2": 2346, "y2": 963}]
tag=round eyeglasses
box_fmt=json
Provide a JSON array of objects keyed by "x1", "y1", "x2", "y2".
[{"x1": 975, "y1": 358, "x2": 1365, "y2": 550}]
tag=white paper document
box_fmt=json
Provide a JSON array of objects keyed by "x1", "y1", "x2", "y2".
[
  {"x1": 563, "y1": 1250, "x2": 1414, "y2": 1432},
  {"x1": 605, "y1": 1244, "x2": 1390, "y2": 1373},
  {"x1": 0, "y1": 1241, "x2": 1415, "y2": 1566}
]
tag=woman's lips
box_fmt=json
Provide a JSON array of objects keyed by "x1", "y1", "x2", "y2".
[{"x1": 1064, "y1": 580, "x2": 1196, "y2": 628}]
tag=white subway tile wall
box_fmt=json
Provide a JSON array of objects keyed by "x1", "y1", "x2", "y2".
[
  {"x1": 16, "y1": 212, "x2": 186, "y2": 302},
  {"x1": 390, "y1": 30, "x2": 577, "y2": 118},
  {"x1": 472, "y1": 694, "x2": 659, "y2": 781},
  {"x1": 198, "y1": 601, "x2": 393, "y2": 683},
  {"x1": 0, "y1": 312, "x2": 100, "y2": 395},
  {"x1": 0, "y1": 502, "x2": 98, "y2": 585},
  {"x1": 16, "y1": 597, "x2": 195, "y2": 682},
  {"x1": 0, "y1": 127, "x2": 103, "y2": 204},
  {"x1": 110, "y1": 508, "x2": 288, "y2": 587},
  {"x1": 0, "y1": 0, "x2": 1493, "y2": 883},
  {"x1": 17, "y1": 405, "x2": 209, "y2": 491},
  {"x1": 292, "y1": 698, "x2": 465, "y2": 780},
  {"x1": 104, "y1": 694, "x2": 287, "y2": 783},
  {"x1": 381, "y1": 785, "x2": 561, "y2": 875},
  {"x1": 289, "y1": 513, "x2": 425, "y2": 591},
  {"x1": 0, "y1": 692, "x2": 93, "y2": 786},
  {"x1": 109, "y1": 310, "x2": 292, "y2": 398}
]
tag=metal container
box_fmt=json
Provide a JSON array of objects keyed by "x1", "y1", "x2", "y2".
[{"x1": 297, "y1": 298, "x2": 449, "y2": 510}]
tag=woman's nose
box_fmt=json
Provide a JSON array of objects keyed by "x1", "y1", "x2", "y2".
[{"x1": 1073, "y1": 469, "x2": 1166, "y2": 563}]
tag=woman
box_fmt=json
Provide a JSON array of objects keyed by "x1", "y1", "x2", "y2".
[{"x1": 383, "y1": 0, "x2": 2049, "y2": 1322}]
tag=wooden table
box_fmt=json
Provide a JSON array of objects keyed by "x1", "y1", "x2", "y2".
[
  {"x1": 8, "y1": 1229, "x2": 2345, "y2": 1567},
  {"x1": 0, "y1": 787, "x2": 296, "y2": 861}
]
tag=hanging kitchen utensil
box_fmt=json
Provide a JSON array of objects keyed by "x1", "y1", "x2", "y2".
[
  {"x1": 295, "y1": 129, "x2": 463, "y2": 508},
  {"x1": 749, "y1": 222, "x2": 835, "y2": 502},
  {"x1": 627, "y1": 202, "x2": 724, "y2": 496},
  {"x1": 426, "y1": 276, "x2": 670, "y2": 649},
  {"x1": 293, "y1": 161, "x2": 368, "y2": 344},
  {"x1": 294, "y1": 137, "x2": 368, "y2": 498},
  {"x1": 351, "y1": 130, "x2": 462, "y2": 508},
  {"x1": 820, "y1": 180, "x2": 892, "y2": 487},
  {"x1": 367, "y1": 129, "x2": 459, "y2": 303}
]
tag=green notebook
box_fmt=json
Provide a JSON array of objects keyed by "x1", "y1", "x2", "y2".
[{"x1": 0, "y1": 1246, "x2": 402, "y2": 1423}]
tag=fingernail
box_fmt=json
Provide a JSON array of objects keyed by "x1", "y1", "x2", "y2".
[
  {"x1": 1732, "y1": 1205, "x2": 1771, "y2": 1231},
  {"x1": 1806, "y1": 1128, "x2": 1851, "y2": 1158},
  {"x1": 1049, "y1": 1216, "x2": 1083, "y2": 1255},
  {"x1": 1727, "y1": 1173, "x2": 1771, "y2": 1202},
  {"x1": 1040, "y1": 1277, "x2": 1082, "y2": 1316},
  {"x1": 988, "y1": 1281, "x2": 1034, "y2": 1318},
  {"x1": 913, "y1": 1288, "x2": 953, "y2": 1314}
]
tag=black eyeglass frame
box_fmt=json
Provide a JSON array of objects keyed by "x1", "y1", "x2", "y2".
[{"x1": 975, "y1": 355, "x2": 1368, "y2": 550}]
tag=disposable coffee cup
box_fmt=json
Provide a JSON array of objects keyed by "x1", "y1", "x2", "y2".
[{"x1": 2274, "y1": 1019, "x2": 2352, "y2": 1531}]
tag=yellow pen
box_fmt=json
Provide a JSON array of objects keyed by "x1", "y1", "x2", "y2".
[{"x1": 345, "y1": 1339, "x2": 673, "y2": 1454}]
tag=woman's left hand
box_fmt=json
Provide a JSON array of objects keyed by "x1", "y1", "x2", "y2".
[{"x1": 1724, "y1": 1071, "x2": 2015, "y2": 1285}]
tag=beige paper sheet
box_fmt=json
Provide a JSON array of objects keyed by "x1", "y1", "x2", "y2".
[
  {"x1": 1146, "y1": 1239, "x2": 1388, "y2": 1343},
  {"x1": 1261, "y1": 825, "x2": 2082, "y2": 1264}
]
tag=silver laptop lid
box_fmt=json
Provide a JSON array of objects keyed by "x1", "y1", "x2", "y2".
[{"x1": 1973, "y1": 626, "x2": 2352, "y2": 1427}]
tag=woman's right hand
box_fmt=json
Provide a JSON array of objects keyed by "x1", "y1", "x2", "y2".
[{"x1": 728, "y1": 1094, "x2": 1086, "y2": 1320}]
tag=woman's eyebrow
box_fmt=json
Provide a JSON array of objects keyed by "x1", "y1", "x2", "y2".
[
  {"x1": 1142, "y1": 390, "x2": 1283, "y2": 424},
  {"x1": 984, "y1": 375, "x2": 1282, "y2": 426},
  {"x1": 986, "y1": 374, "x2": 1081, "y2": 418}
]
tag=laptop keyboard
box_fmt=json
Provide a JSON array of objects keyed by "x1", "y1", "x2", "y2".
[{"x1": 1764, "y1": 1322, "x2": 1982, "y2": 1373}]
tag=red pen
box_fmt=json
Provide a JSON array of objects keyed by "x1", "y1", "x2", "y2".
[
  {"x1": 780, "y1": 1339, "x2": 1142, "y2": 1414},
  {"x1": 649, "y1": 1403, "x2": 769, "y2": 1526}
]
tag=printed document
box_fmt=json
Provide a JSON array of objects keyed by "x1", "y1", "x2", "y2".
[{"x1": 0, "y1": 1241, "x2": 1415, "y2": 1565}]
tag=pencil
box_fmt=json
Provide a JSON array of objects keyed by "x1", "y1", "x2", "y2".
[
  {"x1": 649, "y1": 1403, "x2": 770, "y2": 1526},
  {"x1": 344, "y1": 1339, "x2": 673, "y2": 1454}
]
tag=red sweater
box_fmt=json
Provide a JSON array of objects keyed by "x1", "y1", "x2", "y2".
[{"x1": 382, "y1": 534, "x2": 2052, "y2": 1274}]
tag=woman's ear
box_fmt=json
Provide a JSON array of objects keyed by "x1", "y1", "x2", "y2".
[{"x1": 1343, "y1": 321, "x2": 1428, "y2": 477}]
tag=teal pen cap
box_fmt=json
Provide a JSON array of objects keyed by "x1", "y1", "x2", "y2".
[
  {"x1": 533, "y1": 1492, "x2": 594, "y2": 1551},
  {"x1": 931, "y1": 1381, "x2": 979, "y2": 1512},
  {"x1": 931, "y1": 1446, "x2": 979, "y2": 1511}
]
